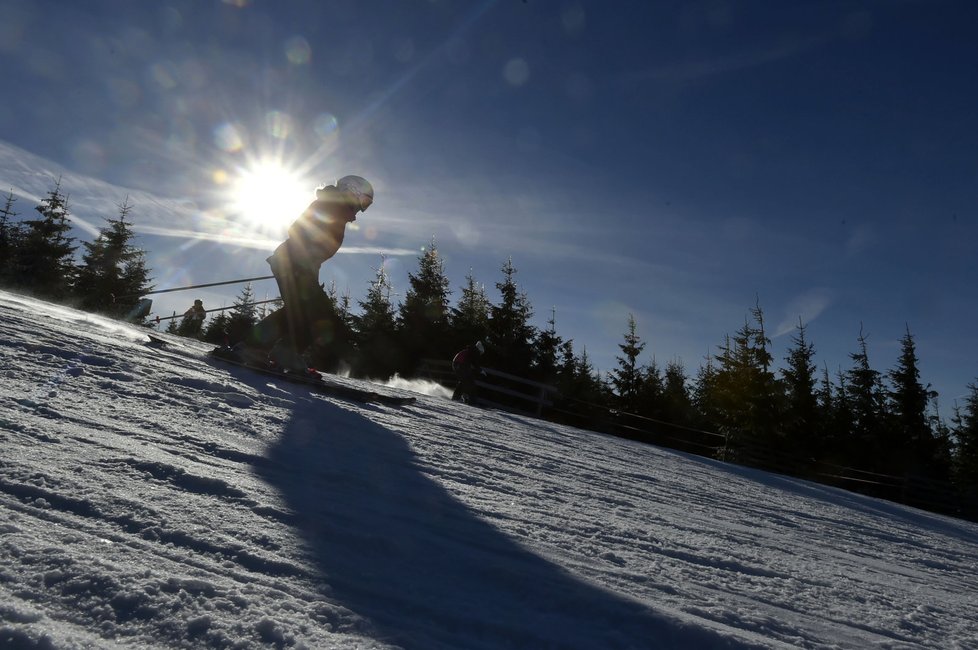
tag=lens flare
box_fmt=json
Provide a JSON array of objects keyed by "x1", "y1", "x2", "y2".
[
  {"x1": 265, "y1": 111, "x2": 294, "y2": 140},
  {"x1": 214, "y1": 123, "x2": 245, "y2": 152},
  {"x1": 284, "y1": 36, "x2": 311, "y2": 65}
]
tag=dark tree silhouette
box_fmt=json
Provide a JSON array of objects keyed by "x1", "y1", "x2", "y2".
[
  {"x1": 397, "y1": 240, "x2": 452, "y2": 375},
  {"x1": 781, "y1": 318, "x2": 820, "y2": 459},
  {"x1": 450, "y1": 270, "x2": 491, "y2": 356},
  {"x1": 845, "y1": 326, "x2": 888, "y2": 470},
  {"x1": 0, "y1": 189, "x2": 21, "y2": 283},
  {"x1": 74, "y1": 197, "x2": 152, "y2": 321},
  {"x1": 10, "y1": 178, "x2": 77, "y2": 299},
  {"x1": 609, "y1": 314, "x2": 646, "y2": 415},
  {"x1": 354, "y1": 261, "x2": 399, "y2": 378},
  {"x1": 488, "y1": 257, "x2": 536, "y2": 376}
]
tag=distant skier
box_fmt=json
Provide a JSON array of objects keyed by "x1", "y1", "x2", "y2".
[
  {"x1": 177, "y1": 299, "x2": 207, "y2": 338},
  {"x1": 235, "y1": 175, "x2": 374, "y2": 371},
  {"x1": 452, "y1": 341, "x2": 486, "y2": 404}
]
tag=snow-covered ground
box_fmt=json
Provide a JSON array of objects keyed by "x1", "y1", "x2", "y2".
[{"x1": 2, "y1": 289, "x2": 977, "y2": 650}]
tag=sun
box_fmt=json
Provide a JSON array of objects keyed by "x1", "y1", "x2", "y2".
[{"x1": 229, "y1": 160, "x2": 312, "y2": 231}]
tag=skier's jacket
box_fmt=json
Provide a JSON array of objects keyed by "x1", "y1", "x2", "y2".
[
  {"x1": 267, "y1": 187, "x2": 353, "y2": 274},
  {"x1": 452, "y1": 345, "x2": 482, "y2": 373}
]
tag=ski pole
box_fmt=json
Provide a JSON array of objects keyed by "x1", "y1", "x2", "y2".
[
  {"x1": 152, "y1": 297, "x2": 282, "y2": 322},
  {"x1": 116, "y1": 275, "x2": 276, "y2": 301}
]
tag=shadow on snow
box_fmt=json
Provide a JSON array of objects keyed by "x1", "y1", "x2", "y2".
[{"x1": 253, "y1": 392, "x2": 755, "y2": 650}]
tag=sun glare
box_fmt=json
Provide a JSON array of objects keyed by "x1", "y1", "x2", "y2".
[{"x1": 230, "y1": 160, "x2": 311, "y2": 230}]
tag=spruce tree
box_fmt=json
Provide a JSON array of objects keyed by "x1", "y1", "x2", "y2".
[
  {"x1": 710, "y1": 304, "x2": 781, "y2": 458},
  {"x1": 333, "y1": 284, "x2": 357, "y2": 342},
  {"x1": 74, "y1": 197, "x2": 152, "y2": 320},
  {"x1": 0, "y1": 190, "x2": 20, "y2": 283},
  {"x1": 609, "y1": 314, "x2": 646, "y2": 414},
  {"x1": 636, "y1": 357, "x2": 665, "y2": 420},
  {"x1": 692, "y1": 352, "x2": 721, "y2": 435},
  {"x1": 555, "y1": 338, "x2": 579, "y2": 401},
  {"x1": 661, "y1": 360, "x2": 694, "y2": 427},
  {"x1": 488, "y1": 257, "x2": 536, "y2": 376},
  {"x1": 354, "y1": 262, "x2": 399, "y2": 378},
  {"x1": 570, "y1": 346, "x2": 607, "y2": 408},
  {"x1": 532, "y1": 307, "x2": 564, "y2": 385},
  {"x1": 952, "y1": 382, "x2": 978, "y2": 497},
  {"x1": 844, "y1": 326, "x2": 888, "y2": 470},
  {"x1": 397, "y1": 240, "x2": 452, "y2": 374},
  {"x1": 203, "y1": 311, "x2": 231, "y2": 344},
  {"x1": 815, "y1": 364, "x2": 850, "y2": 463},
  {"x1": 781, "y1": 319, "x2": 820, "y2": 459},
  {"x1": 226, "y1": 283, "x2": 259, "y2": 344},
  {"x1": 887, "y1": 326, "x2": 944, "y2": 478},
  {"x1": 450, "y1": 271, "x2": 491, "y2": 354},
  {"x1": 12, "y1": 178, "x2": 77, "y2": 299}
]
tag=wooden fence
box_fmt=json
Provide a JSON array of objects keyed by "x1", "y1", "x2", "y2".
[{"x1": 417, "y1": 358, "x2": 558, "y2": 416}]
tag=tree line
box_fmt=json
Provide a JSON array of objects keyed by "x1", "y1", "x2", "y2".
[{"x1": 2, "y1": 180, "x2": 977, "y2": 518}]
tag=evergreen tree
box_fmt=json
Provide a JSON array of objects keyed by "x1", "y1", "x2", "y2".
[
  {"x1": 165, "y1": 313, "x2": 180, "y2": 334},
  {"x1": 549, "y1": 340, "x2": 610, "y2": 426},
  {"x1": 450, "y1": 271, "x2": 491, "y2": 354},
  {"x1": 397, "y1": 240, "x2": 452, "y2": 375},
  {"x1": 952, "y1": 382, "x2": 978, "y2": 497},
  {"x1": 887, "y1": 326, "x2": 945, "y2": 478},
  {"x1": 0, "y1": 189, "x2": 20, "y2": 283},
  {"x1": 333, "y1": 284, "x2": 358, "y2": 351},
  {"x1": 488, "y1": 257, "x2": 536, "y2": 376},
  {"x1": 555, "y1": 338, "x2": 579, "y2": 400},
  {"x1": 635, "y1": 357, "x2": 665, "y2": 420},
  {"x1": 568, "y1": 345, "x2": 607, "y2": 408},
  {"x1": 815, "y1": 364, "x2": 848, "y2": 463},
  {"x1": 203, "y1": 311, "x2": 231, "y2": 344},
  {"x1": 710, "y1": 304, "x2": 781, "y2": 459},
  {"x1": 692, "y1": 352, "x2": 721, "y2": 434},
  {"x1": 844, "y1": 326, "x2": 888, "y2": 470},
  {"x1": 226, "y1": 284, "x2": 259, "y2": 344},
  {"x1": 73, "y1": 197, "x2": 152, "y2": 320},
  {"x1": 354, "y1": 261, "x2": 399, "y2": 378},
  {"x1": 531, "y1": 307, "x2": 564, "y2": 385},
  {"x1": 609, "y1": 314, "x2": 646, "y2": 414},
  {"x1": 11, "y1": 178, "x2": 77, "y2": 299},
  {"x1": 781, "y1": 319, "x2": 820, "y2": 459},
  {"x1": 327, "y1": 281, "x2": 355, "y2": 332},
  {"x1": 661, "y1": 360, "x2": 693, "y2": 427}
]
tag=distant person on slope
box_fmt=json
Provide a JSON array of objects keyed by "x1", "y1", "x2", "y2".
[
  {"x1": 452, "y1": 341, "x2": 486, "y2": 404},
  {"x1": 232, "y1": 175, "x2": 374, "y2": 372},
  {"x1": 177, "y1": 299, "x2": 206, "y2": 338}
]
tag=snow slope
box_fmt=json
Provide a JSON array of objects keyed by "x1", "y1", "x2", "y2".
[{"x1": 1, "y1": 289, "x2": 977, "y2": 649}]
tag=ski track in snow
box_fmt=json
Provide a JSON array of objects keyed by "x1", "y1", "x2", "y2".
[{"x1": 1, "y1": 289, "x2": 977, "y2": 649}]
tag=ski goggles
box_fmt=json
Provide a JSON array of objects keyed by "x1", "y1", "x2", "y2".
[{"x1": 347, "y1": 185, "x2": 373, "y2": 212}]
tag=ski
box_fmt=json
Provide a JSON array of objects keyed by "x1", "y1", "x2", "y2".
[{"x1": 146, "y1": 335, "x2": 416, "y2": 407}]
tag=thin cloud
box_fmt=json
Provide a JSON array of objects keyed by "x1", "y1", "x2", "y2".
[
  {"x1": 775, "y1": 288, "x2": 833, "y2": 337},
  {"x1": 621, "y1": 35, "x2": 826, "y2": 85}
]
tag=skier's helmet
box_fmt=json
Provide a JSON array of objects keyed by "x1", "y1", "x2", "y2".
[{"x1": 336, "y1": 175, "x2": 374, "y2": 212}]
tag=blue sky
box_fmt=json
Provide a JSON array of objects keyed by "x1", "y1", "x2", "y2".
[{"x1": 1, "y1": 0, "x2": 976, "y2": 411}]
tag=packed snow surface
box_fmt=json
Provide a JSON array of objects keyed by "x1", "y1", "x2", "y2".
[{"x1": 1, "y1": 289, "x2": 977, "y2": 649}]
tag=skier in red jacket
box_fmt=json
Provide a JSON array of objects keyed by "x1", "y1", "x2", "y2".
[{"x1": 452, "y1": 341, "x2": 485, "y2": 403}]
